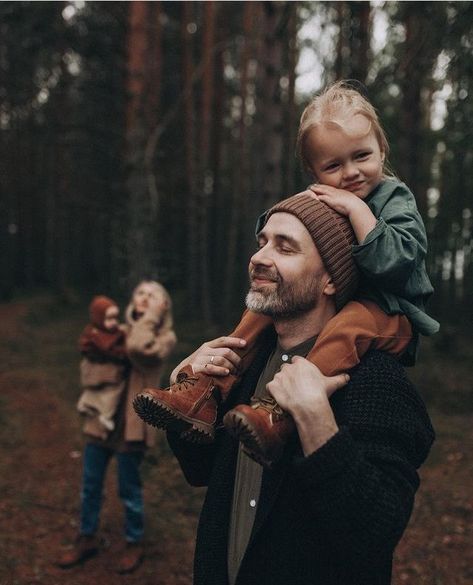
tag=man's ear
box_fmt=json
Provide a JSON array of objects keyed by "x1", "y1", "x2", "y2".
[{"x1": 323, "y1": 277, "x2": 336, "y2": 298}]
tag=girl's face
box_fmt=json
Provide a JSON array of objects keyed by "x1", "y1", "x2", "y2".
[
  {"x1": 304, "y1": 115, "x2": 385, "y2": 199},
  {"x1": 103, "y1": 305, "x2": 119, "y2": 331},
  {"x1": 132, "y1": 283, "x2": 156, "y2": 314}
]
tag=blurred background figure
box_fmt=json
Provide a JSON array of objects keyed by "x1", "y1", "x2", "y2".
[{"x1": 57, "y1": 281, "x2": 176, "y2": 574}]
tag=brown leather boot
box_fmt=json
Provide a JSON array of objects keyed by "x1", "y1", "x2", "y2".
[
  {"x1": 116, "y1": 541, "x2": 144, "y2": 574},
  {"x1": 223, "y1": 396, "x2": 295, "y2": 468},
  {"x1": 133, "y1": 366, "x2": 219, "y2": 443},
  {"x1": 56, "y1": 534, "x2": 100, "y2": 568}
]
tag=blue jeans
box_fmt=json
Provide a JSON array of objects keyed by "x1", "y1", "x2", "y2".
[{"x1": 80, "y1": 442, "x2": 144, "y2": 542}]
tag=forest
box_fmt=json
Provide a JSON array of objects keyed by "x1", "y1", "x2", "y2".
[
  {"x1": 1, "y1": 0, "x2": 472, "y2": 325},
  {"x1": 0, "y1": 2, "x2": 472, "y2": 584}
]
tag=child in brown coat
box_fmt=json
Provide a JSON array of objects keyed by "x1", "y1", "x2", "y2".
[{"x1": 77, "y1": 295, "x2": 129, "y2": 438}]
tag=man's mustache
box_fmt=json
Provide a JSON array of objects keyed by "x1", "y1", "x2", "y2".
[{"x1": 249, "y1": 267, "x2": 280, "y2": 283}]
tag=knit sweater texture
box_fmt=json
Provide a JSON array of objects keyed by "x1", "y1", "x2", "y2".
[{"x1": 168, "y1": 332, "x2": 434, "y2": 585}]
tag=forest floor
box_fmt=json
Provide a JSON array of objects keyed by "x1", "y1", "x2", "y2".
[{"x1": 0, "y1": 295, "x2": 472, "y2": 585}]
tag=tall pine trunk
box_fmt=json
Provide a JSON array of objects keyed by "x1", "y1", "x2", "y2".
[
  {"x1": 126, "y1": 1, "x2": 158, "y2": 285},
  {"x1": 181, "y1": 1, "x2": 199, "y2": 313},
  {"x1": 223, "y1": 1, "x2": 255, "y2": 315},
  {"x1": 197, "y1": 1, "x2": 216, "y2": 322}
]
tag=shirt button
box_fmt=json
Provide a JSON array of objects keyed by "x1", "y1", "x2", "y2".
[
  {"x1": 281, "y1": 354, "x2": 289, "y2": 362},
  {"x1": 250, "y1": 499, "x2": 256, "y2": 508}
]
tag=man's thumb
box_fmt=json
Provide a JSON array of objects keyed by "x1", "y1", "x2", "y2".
[{"x1": 327, "y1": 373, "x2": 350, "y2": 396}]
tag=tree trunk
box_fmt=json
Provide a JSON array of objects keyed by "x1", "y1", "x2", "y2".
[
  {"x1": 223, "y1": 1, "x2": 255, "y2": 315},
  {"x1": 335, "y1": 2, "x2": 347, "y2": 80},
  {"x1": 126, "y1": 1, "x2": 157, "y2": 285},
  {"x1": 181, "y1": 1, "x2": 199, "y2": 313},
  {"x1": 253, "y1": 1, "x2": 290, "y2": 215},
  {"x1": 285, "y1": 1, "x2": 298, "y2": 195},
  {"x1": 398, "y1": 2, "x2": 440, "y2": 217},
  {"x1": 197, "y1": 0, "x2": 216, "y2": 322},
  {"x1": 348, "y1": 1, "x2": 371, "y2": 84}
]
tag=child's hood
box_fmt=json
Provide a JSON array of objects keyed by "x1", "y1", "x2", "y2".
[{"x1": 89, "y1": 295, "x2": 117, "y2": 329}]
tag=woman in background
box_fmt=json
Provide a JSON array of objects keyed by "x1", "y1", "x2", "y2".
[{"x1": 57, "y1": 281, "x2": 177, "y2": 574}]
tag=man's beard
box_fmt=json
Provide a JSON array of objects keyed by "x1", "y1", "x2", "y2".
[{"x1": 246, "y1": 267, "x2": 321, "y2": 319}]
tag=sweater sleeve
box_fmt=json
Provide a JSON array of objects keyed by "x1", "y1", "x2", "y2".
[
  {"x1": 352, "y1": 186, "x2": 428, "y2": 295},
  {"x1": 292, "y1": 351, "x2": 434, "y2": 569},
  {"x1": 167, "y1": 430, "x2": 218, "y2": 487}
]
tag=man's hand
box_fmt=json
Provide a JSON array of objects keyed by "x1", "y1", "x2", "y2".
[
  {"x1": 170, "y1": 336, "x2": 247, "y2": 383},
  {"x1": 267, "y1": 356, "x2": 349, "y2": 456}
]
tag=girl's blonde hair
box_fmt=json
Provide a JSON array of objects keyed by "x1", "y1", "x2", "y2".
[{"x1": 296, "y1": 80, "x2": 390, "y2": 175}]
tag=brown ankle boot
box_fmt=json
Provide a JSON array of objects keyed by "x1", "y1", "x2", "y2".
[
  {"x1": 133, "y1": 366, "x2": 219, "y2": 443},
  {"x1": 223, "y1": 396, "x2": 295, "y2": 468},
  {"x1": 117, "y1": 541, "x2": 144, "y2": 574},
  {"x1": 56, "y1": 534, "x2": 100, "y2": 568}
]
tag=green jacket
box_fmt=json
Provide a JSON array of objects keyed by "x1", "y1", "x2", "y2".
[
  {"x1": 256, "y1": 179, "x2": 439, "y2": 364},
  {"x1": 353, "y1": 179, "x2": 439, "y2": 340}
]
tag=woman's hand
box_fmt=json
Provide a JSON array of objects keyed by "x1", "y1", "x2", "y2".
[{"x1": 170, "y1": 336, "x2": 246, "y2": 383}]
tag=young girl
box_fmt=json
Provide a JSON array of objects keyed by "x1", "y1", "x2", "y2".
[{"x1": 134, "y1": 81, "x2": 439, "y2": 467}]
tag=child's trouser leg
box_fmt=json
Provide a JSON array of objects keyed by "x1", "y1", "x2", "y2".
[
  {"x1": 306, "y1": 300, "x2": 412, "y2": 376},
  {"x1": 133, "y1": 310, "x2": 272, "y2": 443},
  {"x1": 223, "y1": 300, "x2": 412, "y2": 468},
  {"x1": 215, "y1": 310, "x2": 273, "y2": 396}
]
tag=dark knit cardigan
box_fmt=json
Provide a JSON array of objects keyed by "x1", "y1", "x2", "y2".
[{"x1": 168, "y1": 334, "x2": 435, "y2": 585}]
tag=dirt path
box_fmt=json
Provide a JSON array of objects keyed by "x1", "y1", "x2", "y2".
[
  {"x1": 0, "y1": 298, "x2": 472, "y2": 584},
  {"x1": 0, "y1": 300, "x2": 203, "y2": 585}
]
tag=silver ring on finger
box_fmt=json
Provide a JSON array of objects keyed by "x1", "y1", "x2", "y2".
[{"x1": 210, "y1": 355, "x2": 215, "y2": 364}]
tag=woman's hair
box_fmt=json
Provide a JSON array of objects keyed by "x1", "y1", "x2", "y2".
[
  {"x1": 296, "y1": 80, "x2": 390, "y2": 175},
  {"x1": 127, "y1": 280, "x2": 174, "y2": 330},
  {"x1": 132, "y1": 280, "x2": 171, "y2": 306}
]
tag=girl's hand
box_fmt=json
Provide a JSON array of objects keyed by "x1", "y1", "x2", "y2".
[
  {"x1": 170, "y1": 336, "x2": 247, "y2": 383},
  {"x1": 309, "y1": 184, "x2": 377, "y2": 242},
  {"x1": 309, "y1": 184, "x2": 361, "y2": 217}
]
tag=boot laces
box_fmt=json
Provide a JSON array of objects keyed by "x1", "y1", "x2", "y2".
[
  {"x1": 173, "y1": 372, "x2": 199, "y2": 391},
  {"x1": 251, "y1": 395, "x2": 285, "y2": 418}
]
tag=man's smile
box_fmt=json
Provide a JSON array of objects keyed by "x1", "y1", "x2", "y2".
[{"x1": 250, "y1": 269, "x2": 280, "y2": 289}]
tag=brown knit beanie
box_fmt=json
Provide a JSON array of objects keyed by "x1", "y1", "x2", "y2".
[
  {"x1": 89, "y1": 295, "x2": 117, "y2": 329},
  {"x1": 264, "y1": 192, "x2": 360, "y2": 310}
]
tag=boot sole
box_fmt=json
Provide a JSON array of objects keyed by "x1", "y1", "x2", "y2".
[
  {"x1": 223, "y1": 410, "x2": 274, "y2": 468},
  {"x1": 57, "y1": 547, "x2": 98, "y2": 569},
  {"x1": 133, "y1": 394, "x2": 215, "y2": 443}
]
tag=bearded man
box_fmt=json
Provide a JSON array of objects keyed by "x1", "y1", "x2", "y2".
[{"x1": 167, "y1": 193, "x2": 433, "y2": 585}]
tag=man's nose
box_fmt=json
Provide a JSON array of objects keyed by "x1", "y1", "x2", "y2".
[{"x1": 250, "y1": 245, "x2": 272, "y2": 267}]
